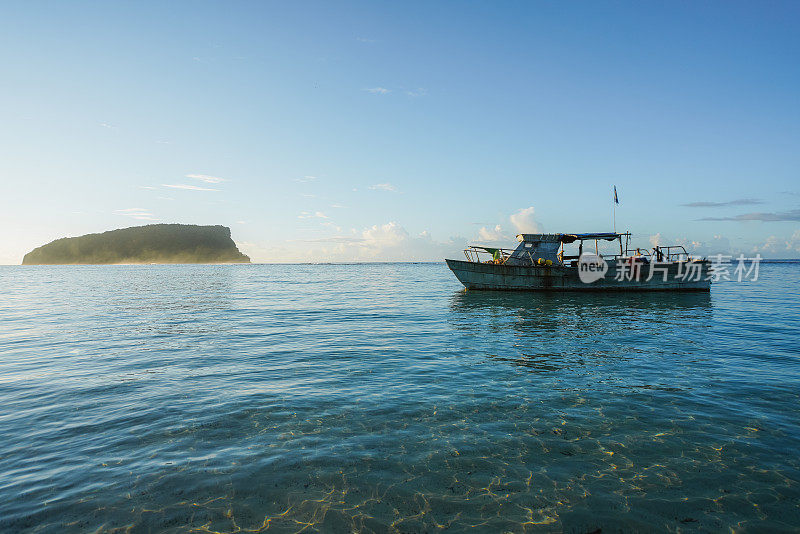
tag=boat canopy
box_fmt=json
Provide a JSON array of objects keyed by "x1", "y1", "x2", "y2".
[
  {"x1": 560, "y1": 233, "x2": 622, "y2": 243},
  {"x1": 516, "y1": 232, "x2": 624, "y2": 244},
  {"x1": 515, "y1": 233, "x2": 563, "y2": 243}
]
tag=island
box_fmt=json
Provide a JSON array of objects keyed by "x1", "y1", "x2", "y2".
[{"x1": 22, "y1": 224, "x2": 250, "y2": 265}]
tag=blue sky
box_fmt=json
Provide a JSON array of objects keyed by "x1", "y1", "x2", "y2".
[{"x1": 1, "y1": 1, "x2": 799, "y2": 263}]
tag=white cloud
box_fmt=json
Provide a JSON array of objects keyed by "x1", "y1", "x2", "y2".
[
  {"x1": 406, "y1": 88, "x2": 427, "y2": 97},
  {"x1": 297, "y1": 211, "x2": 329, "y2": 219},
  {"x1": 791, "y1": 230, "x2": 800, "y2": 252},
  {"x1": 364, "y1": 87, "x2": 390, "y2": 95},
  {"x1": 369, "y1": 183, "x2": 398, "y2": 192},
  {"x1": 509, "y1": 207, "x2": 540, "y2": 233},
  {"x1": 491, "y1": 229, "x2": 800, "y2": 259},
  {"x1": 470, "y1": 207, "x2": 538, "y2": 244},
  {"x1": 756, "y1": 235, "x2": 783, "y2": 254},
  {"x1": 356, "y1": 37, "x2": 376, "y2": 43},
  {"x1": 239, "y1": 222, "x2": 468, "y2": 263},
  {"x1": 115, "y1": 208, "x2": 157, "y2": 221},
  {"x1": 649, "y1": 233, "x2": 664, "y2": 247},
  {"x1": 690, "y1": 235, "x2": 732, "y2": 256},
  {"x1": 162, "y1": 184, "x2": 219, "y2": 192},
  {"x1": 647, "y1": 233, "x2": 734, "y2": 257},
  {"x1": 321, "y1": 221, "x2": 342, "y2": 232},
  {"x1": 754, "y1": 230, "x2": 800, "y2": 255},
  {"x1": 362, "y1": 221, "x2": 409, "y2": 248},
  {"x1": 478, "y1": 225, "x2": 507, "y2": 242},
  {"x1": 294, "y1": 175, "x2": 317, "y2": 183},
  {"x1": 186, "y1": 174, "x2": 226, "y2": 184}
]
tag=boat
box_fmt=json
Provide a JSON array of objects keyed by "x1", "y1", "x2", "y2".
[{"x1": 445, "y1": 232, "x2": 711, "y2": 291}]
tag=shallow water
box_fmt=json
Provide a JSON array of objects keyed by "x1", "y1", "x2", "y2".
[{"x1": 1, "y1": 263, "x2": 798, "y2": 532}]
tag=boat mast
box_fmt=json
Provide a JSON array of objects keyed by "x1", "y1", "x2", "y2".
[{"x1": 612, "y1": 185, "x2": 618, "y2": 234}]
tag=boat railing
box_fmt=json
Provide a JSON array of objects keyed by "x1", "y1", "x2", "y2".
[
  {"x1": 463, "y1": 246, "x2": 516, "y2": 264},
  {"x1": 463, "y1": 243, "x2": 701, "y2": 267},
  {"x1": 562, "y1": 247, "x2": 693, "y2": 267},
  {"x1": 652, "y1": 245, "x2": 691, "y2": 262}
]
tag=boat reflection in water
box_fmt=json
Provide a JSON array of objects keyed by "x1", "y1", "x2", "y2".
[{"x1": 448, "y1": 289, "x2": 712, "y2": 376}]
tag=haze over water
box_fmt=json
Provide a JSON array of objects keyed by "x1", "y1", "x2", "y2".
[{"x1": 1, "y1": 263, "x2": 798, "y2": 532}]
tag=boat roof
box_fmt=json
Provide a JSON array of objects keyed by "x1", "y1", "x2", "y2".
[{"x1": 517, "y1": 232, "x2": 627, "y2": 243}]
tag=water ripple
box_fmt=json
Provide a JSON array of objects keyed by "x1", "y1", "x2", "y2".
[{"x1": 0, "y1": 263, "x2": 798, "y2": 532}]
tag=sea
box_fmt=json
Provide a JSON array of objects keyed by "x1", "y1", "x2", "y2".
[{"x1": 1, "y1": 263, "x2": 798, "y2": 532}]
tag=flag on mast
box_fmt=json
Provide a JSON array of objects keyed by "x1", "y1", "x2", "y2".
[{"x1": 614, "y1": 186, "x2": 619, "y2": 205}]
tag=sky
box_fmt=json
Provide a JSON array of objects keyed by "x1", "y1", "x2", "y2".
[{"x1": 1, "y1": 1, "x2": 799, "y2": 263}]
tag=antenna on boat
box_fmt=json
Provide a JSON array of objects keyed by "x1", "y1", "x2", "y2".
[{"x1": 612, "y1": 185, "x2": 619, "y2": 233}]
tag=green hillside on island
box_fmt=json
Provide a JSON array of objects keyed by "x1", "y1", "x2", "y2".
[{"x1": 22, "y1": 224, "x2": 250, "y2": 265}]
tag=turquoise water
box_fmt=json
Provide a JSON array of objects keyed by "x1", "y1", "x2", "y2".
[{"x1": 1, "y1": 263, "x2": 798, "y2": 532}]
